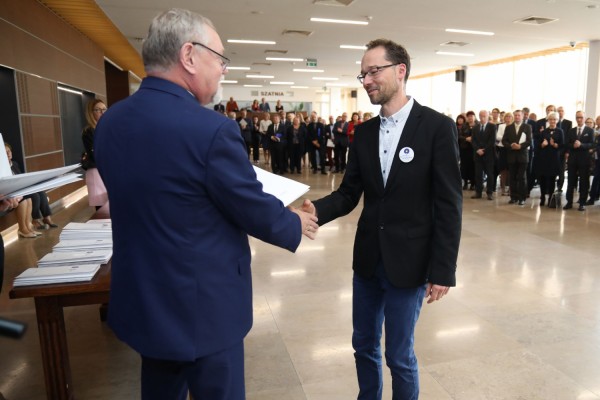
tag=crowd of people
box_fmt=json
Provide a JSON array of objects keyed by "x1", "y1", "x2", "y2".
[
  {"x1": 457, "y1": 105, "x2": 600, "y2": 210},
  {"x1": 221, "y1": 108, "x2": 374, "y2": 176}
]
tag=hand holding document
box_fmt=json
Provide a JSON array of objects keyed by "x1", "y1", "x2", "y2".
[{"x1": 252, "y1": 166, "x2": 318, "y2": 239}]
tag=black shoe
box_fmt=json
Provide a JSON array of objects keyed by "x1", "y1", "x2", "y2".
[
  {"x1": 508, "y1": 199, "x2": 516, "y2": 204},
  {"x1": 585, "y1": 199, "x2": 594, "y2": 205},
  {"x1": 321, "y1": 171, "x2": 327, "y2": 175},
  {"x1": 578, "y1": 204, "x2": 586, "y2": 211},
  {"x1": 471, "y1": 194, "x2": 482, "y2": 199},
  {"x1": 487, "y1": 194, "x2": 493, "y2": 201},
  {"x1": 518, "y1": 200, "x2": 525, "y2": 206},
  {"x1": 563, "y1": 203, "x2": 573, "y2": 210}
]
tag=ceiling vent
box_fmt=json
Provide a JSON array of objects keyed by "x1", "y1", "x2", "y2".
[
  {"x1": 514, "y1": 16, "x2": 558, "y2": 25},
  {"x1": 265, "y1": 49, "x2": 288, "y2": 54},
  {"x1": 440, "y1": 41, "x2": 469, "y2": 47},
  {"x1": 313, "y1": 0, "x2": 355, "y2": 6},
  {"x1": 252, "y1": 62, "x2": 272, "y2": 66},
  {"x1": 283, "y1": 29, "x2": 314, "y2": 37}
]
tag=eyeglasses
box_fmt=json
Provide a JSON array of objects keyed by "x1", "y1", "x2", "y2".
[
  {"x1": 93, "y1": 108, "x2": 107, "y2": 113},
  {"x1": 191, "y1": 42, "x2": 230, "y2": 72},
  {"x1": 357, "y1": 63, "x2": 400, "y2": 83}
]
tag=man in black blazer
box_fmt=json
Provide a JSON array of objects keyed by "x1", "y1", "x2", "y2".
[
  {"x1": 502, "y1": 109, "x2": 532, "y2": 205},
  {"x1": 333, "y1": 113, "x2": 349, "y2": 172},
  {"x1": 302, "y1": 39, "x2": 462, "y2": 399},
  {"x1": 472, "y1": 110, "x2": 497, "y2": 200},
  {"x1": 557, "y1": 106, "x2": 572, "y2": 191},
  {"x1": 307, "y1": 111, "x2": 327, "y2": 174},
  {"x1": 564, "y1": 111, "x2": 595, "y2": 211},
  {"x1": 267, "y1": 114, "x2": 286, "y2": 174}
]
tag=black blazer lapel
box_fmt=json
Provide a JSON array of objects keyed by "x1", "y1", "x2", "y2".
[
  {"x1": 360, "y1": 116, "x2": 385, "y2": 193},
  {"x1": 385, "y1": 102, "x2": 422, "y2": 191}
]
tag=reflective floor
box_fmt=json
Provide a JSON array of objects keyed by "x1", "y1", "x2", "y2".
[{"x1": 1, "y1": 165, "x2": 600, "y2": 400}]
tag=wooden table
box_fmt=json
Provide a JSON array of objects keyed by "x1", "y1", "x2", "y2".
[{"x1": 9, "y1": 262, "x2": 111, "y2": 400}]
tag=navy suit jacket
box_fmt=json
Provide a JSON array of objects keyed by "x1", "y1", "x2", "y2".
[
  {"x1": 313, "y1": 101, "x2": 462, "y2": 288},
  {"x1": 95, "y1": 77, "x2": 301, "y2": 361}
]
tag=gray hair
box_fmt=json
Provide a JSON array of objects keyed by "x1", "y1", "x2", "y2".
[
  {"x1": 142, "y1": 8, "x2": 215, "y2": 73},
  {"x1": 547, "y1": 111, "x2": 559, "y2": 120}
]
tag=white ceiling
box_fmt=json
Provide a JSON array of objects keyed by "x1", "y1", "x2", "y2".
[{"x1": 97, "y1": 0, "x2": 600, "y2": 89}]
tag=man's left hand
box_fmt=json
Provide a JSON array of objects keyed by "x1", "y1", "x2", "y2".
[{"x1": 425, "y1": 283, "x2": 450, "y2": 304}]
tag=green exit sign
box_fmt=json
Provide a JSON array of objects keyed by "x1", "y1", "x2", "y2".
[{"x1": 306, "y1": 58, "x2": 317, "y2": 67}]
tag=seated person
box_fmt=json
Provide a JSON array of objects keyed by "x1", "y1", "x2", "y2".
[{"x1": 31, "y1": 191, "x2": 58, "y2": 230}]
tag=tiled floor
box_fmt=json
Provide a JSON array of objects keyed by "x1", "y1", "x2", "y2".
[{"x1": 1, "y1": 166, "x2": 600, "y2": 400}]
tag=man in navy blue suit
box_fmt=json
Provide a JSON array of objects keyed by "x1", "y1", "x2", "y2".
[
  {"x1": 302, "y1": 39, "x2": 462, "y2": 400},
  {"x1": 94, "y1": 9, "x2": 318, "y2": 400}
]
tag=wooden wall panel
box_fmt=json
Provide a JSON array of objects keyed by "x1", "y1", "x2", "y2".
[
  {"x1": 16, "y1": 73, "x2": 59, "y2": 116},
  {"x1": 50, "y1": 180, "x2": 85, "y2": 204},
  {"x1": 24, "y1": 152, "x2": 64, "y2": 173},
  {"x1": 21, "y1": 116, "x2": 62, "y2": 156},
  {"x1": 0, "y1": 0, "x2": 105, "y2": 96}
]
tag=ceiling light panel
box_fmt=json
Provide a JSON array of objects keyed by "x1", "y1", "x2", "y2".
[
  {"x1": 293, "y1": 68, "x2": 324, "y2": 72},
  {"x1": 227, "y1": 39, "x2": 276, "y2": 45},
  {"x1": 266, "y1": 57, "x2": 305, "y2": 62},
  {"x1": 310, "y1": 17, "x2": 368, "y2": 25},
  {"x1": 445, "y1": 28, "x2": 494, "y2": 36},
  {"x1": 340, "y1": 45, "x2": 367, "y2": 50}
]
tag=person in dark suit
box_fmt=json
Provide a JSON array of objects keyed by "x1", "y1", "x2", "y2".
[
  {"x1": 556, "y1": 106, "x2": 572, "y2": 191},
  {"x1": 564, "y1": 111, "x2": 595, "y2": 211},
  {"x1": 268, "y1": 114, "x2": 286, "y2": 174},
  {"x1": 523, "y1": 107, "x2": 537, "y2": 193},
  {"x1": 306, "y1": 111, "x2": 327, "y2": 174},
  {"x1": 502, "y1": 109, "x2": 532, "y2": 205},
  {"x1": 533, "y1": 112, "x2": 563, "y2": 206},
  {"x1": 333, "y1": 113, "x2": 349, "y2": 172},
  {"x1": 94, "y1": 9, "x2": 319, "y2": 400},
  {"x1": 471, "y1": 110, "x2": 497, "y2": 200},
  {"x1": 302, "y1": 38, "x2": 462, "y2": 400},
  {"x1": 286, "y1": 116, "x2": 306, "y2": 174},
  {"x1": 323, "y1": 115, "x2": 336, "y2": 171},
  {"x1": 459, "y1": 111, "x2": 477, "y2": 190}
]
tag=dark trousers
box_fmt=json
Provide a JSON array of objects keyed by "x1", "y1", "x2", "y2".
[
  {"x1": 0, "y1": 235, "x2": 4, "y2": 294},
  {"x1": 474, "y1": 154, "x2": 495, "y2": 194},
  {"x1": 141, "y1": 341, "x2": 245, "y2": 400},
  {"x1": 30, "y1": 191, "x2": 52, "y2": 220},
  {"x1": 538, "y1": 175, "x2": 556, "y2": 199},
  {"x1": 289, "y1": 144, "x2": 303, "y2": 173},
  {"x1": 251, "y1": 138, "x2": 260, "y2": 162},
  {"x1": 334, "y1": 143, "x2": 347, "y2": 172},
  {"x1": 352, "y1": 262, "x2": 426, "y2": 400},
  {"x1": 566, "y1": 161, "x2": 590, "y2": 205},
  {"x1": 508, "y1": 162, "x2": 528, "y2": 201},
  {"x1": 588, "y1": 160, "x2": 600, "y2": 201},
  {"x1": 270, "y1": 142, "x2": 285, "y2": 174},
  {"x1": 556, "y1": 154, "x2": 566, "y2": 191},
  {"x1": 310, "y1": 145, "x2": 325, "y2": 172}
]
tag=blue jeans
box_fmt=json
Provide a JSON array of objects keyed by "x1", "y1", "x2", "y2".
[{"x1": 352, "y1": 262, "x2": 426, "y2": 400}]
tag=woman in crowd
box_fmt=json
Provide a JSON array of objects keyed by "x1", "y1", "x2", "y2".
[
  {"x1": 251, "y1": 99, "x2": 260, "y2": 112},
  {"x1": 251, "y1": 115, "x2": 261, "y2": 164},
  {"x1": 287, "y1": 116, "x2": 306, "y2": 174},
  {"x1": 363, "y1": 112, "x2": 373, "y2": 121},
  {"x1": 534, "y1": 111, "x2": 563, "y2": 206},
  {"x1": 459, "y1": 111, "x2": 476, "y2": 190},
  {"x1": 259, "y1": 112, "x2": 272, "y2": 166},
  {"x1": 455, "y1": 114, "x2": 465, "y2": 132},
  {"x1": 5, "y1": 143, "x2": 40, "y2": 238},
  {"x1": 275, "y1": 100, "x2": 284, "y2": 112},
  {"x1": 495, "y1": 112, "x2": 513, "y2": 196},
  {"x1": 347, "y1": 112, "x2": 360, "y2": 146},
  {"x1": 82, "y1": 99, "x2": 108, "y2": 210},
  {"x1": 586, "y1": 117, "x2": 600, "y2": 204}
]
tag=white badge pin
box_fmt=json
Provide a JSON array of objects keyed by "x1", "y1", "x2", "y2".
[{"x1": 399, "y1": 147, "x2": 414, "y2": 163}]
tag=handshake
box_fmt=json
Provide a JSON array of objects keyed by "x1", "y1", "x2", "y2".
[{"x1": 289, "y1": 199, "x2": 318, "y2": 240}]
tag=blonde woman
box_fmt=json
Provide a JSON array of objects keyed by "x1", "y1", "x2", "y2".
[{"x1": 82, "y1": 99, "x2": 108, "y2": 210}]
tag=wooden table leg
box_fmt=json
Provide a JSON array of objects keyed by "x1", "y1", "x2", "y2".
[{"x1": 35, "y1": 296, "x2": 74, "y2": 400}]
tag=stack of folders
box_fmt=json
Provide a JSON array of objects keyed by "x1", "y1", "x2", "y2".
[
  {"x1": 59, "y1": 221, "x2": 112, "y2": 241},
  {"x1": 13, "y1": 219, "x2": 112, "y2": 287},
  {"x1": 13, "y1": 264, "x2": 101, "y2": 287}
]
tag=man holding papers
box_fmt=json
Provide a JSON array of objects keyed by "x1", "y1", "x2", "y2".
[{"x1": 94, "y1": 9, "x2": 318, "y2": 400}]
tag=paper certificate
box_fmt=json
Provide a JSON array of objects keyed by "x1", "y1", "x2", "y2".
[{"x1": 253, "y1": 166, "x2": 310, "y2": 206}]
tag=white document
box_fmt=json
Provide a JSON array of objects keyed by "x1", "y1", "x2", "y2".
[
  {"x1": 518, "y1": 132, "x2": 526, "y2": 144},
  {"x1": 0, "y1": 133, "x2": 12, "y2": 178},
  {"x1": 53, "y1": 239, "x2": 113, "y2": 252},
  {"x1": 7, "y1": 173, "x2": 82, "y2": 198},
  {"x1": 37, "y1": 250, "x2": 112, "y2": 267},
  {"x1": 253, "y1": 166, "x2": 310, "y2": 206},
  {"x1": 13, "y1": 264, "x2": 101, "y2": 286},
  {"x1": 0, "y1": 164, "x2": 81, "y2": 199}
]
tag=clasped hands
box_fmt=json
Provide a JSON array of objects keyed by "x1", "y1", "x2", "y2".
[{"x1": 289, "y1": 199, "x2": 319, "y2": 239}]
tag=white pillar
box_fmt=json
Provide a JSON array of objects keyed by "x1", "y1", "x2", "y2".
[
  {"x1": 460, "y1": 66, "x2": 467, "y2": 113},
  {"x1": 585, "y1": 40, "x2": 600, "y2": 118}
]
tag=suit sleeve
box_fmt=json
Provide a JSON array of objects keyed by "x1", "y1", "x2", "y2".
[
  {"x1": 312, "y1": 135, "x2": 364, "y2": 225},
  {"x1": 428, "y1": 117, "x2": 462, "y2": 286},
  {"x1": 205, "y1": 119, "x2": 301, "y2": 252}
]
